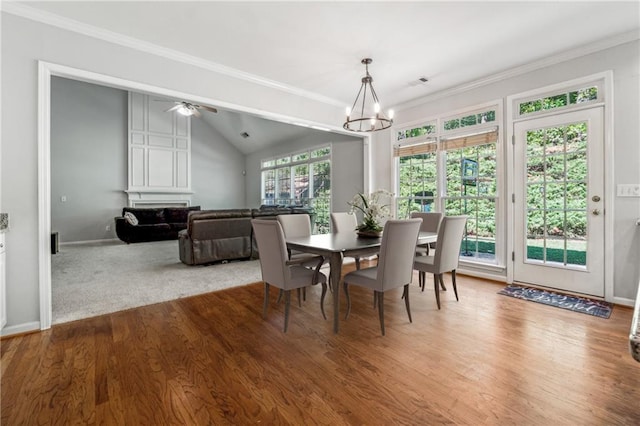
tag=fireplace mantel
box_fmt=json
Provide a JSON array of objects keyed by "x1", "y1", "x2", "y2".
[{"x1": 125, "y1": 190, "x2": 193, "y2": 207}]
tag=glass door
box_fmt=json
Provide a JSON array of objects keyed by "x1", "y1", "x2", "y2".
[{"x1": 513, "y1": 108, "x2": 604, "y2": 296}]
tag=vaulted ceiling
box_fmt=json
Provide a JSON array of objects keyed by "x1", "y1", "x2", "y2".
[{"x1": 17, "y1": 1, "x2": 640, "y2": 153}]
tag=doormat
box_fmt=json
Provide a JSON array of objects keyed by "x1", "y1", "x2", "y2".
[{"x1": 497, "y1": 285, "x2": 612, "y2": 319}]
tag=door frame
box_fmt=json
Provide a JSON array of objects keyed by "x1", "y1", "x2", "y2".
[
  {"x1": 37, "y1": 61, "x2": 368, "y2": 330},
  {"x1": 505, "y1": 71, "x2": 615, "y2": 301}
]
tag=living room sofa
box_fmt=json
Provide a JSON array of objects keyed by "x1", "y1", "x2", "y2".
[
  {"x1": 115, "y1": 206, "x2": 201, "y2": 244},
  {"x1": 178, "y1": 206, "x2": 314, "y2": 265}
]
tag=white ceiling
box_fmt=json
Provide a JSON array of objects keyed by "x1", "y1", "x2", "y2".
[{"x1": 17, "y1": 1, "x2": 640, "y2": 153}]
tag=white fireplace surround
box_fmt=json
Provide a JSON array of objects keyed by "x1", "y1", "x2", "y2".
[{"x1": 126, "y1": 190, "x2": 192, "y2": 207}]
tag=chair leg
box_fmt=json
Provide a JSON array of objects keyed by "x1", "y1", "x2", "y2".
[
  {"x1": 403, "y1": 284, "x2": 412, "y2": 323},
  {"x1": 420, "y1": 272, "x2": 426, "y2": 291},
  {"x1": 320, "y1": 282, "x2": 327, "y2": 320},
  {"x1": 344, "y1": 282, "x2": 351, "y2": 319},
  {"x1": 284, "y1": 290, "x2": 291, "y2": 333},
  {"x1": 303, "y1": 287, "x2": 307, "y2": 302},
  {"x1": 373, "y1": 291, "x2": 378, "y2": 307},
  {"x1": 355, "y1": 258, "x2": 361, "y2": 270},
  {"x1": 452, "y1": 270, "x2": 459, "y2": 301},
  {"x1": 276, "y1": 289, "x2": 283, "y2": 304},
  {"x1": 433, "y1": 274, "x2": 441, "y2": 309},
  {"x1": 296, "y1": 288, "x2": 302, "y2": 307},
  {"x1": 439, "y1": 274, "x2": 447, "y2": 291},
  {"x1": 263, "y1": 283, "x2": 270, "y2": 319},
  {"x1": 377, "y1": 291, "x2": 385, "y2": 336}
]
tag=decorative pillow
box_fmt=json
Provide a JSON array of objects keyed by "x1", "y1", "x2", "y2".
[{"x1": 124, "y1": 212, "x2": 138, "y2": 226}]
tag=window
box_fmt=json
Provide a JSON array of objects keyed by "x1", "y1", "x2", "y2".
[
  {"x1": 517, "y1": 85, "x2": 599, "y2": 117},
  {"x1": 261, "y1": 146, "x2": 331, "y2": 233},
  {"x1": 395, "y1": 105, "x2": 500, "y2": 264}
]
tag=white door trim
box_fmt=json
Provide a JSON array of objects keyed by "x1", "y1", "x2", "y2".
[{"x1": 505, "y1": 71, "x2": 614, "y2": 301}]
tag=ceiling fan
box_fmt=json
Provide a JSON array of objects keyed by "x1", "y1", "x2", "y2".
[{"x1": 166, "y1": 101, "x2": 217, "y2": 118}]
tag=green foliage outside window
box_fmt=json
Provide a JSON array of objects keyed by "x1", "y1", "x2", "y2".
[
  {"x1": 525, "y1": 123, "x2": 588, "y2": 240},
  {"x1": 519, "y1": 86, "x2": 598, "y2": 115}
]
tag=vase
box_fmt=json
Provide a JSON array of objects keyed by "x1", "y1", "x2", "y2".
[{"x1": 357, "y1": 229, "x2": 382, "y2": 238}]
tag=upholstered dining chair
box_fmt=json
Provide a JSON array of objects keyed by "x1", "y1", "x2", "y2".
[
  {"x1": 251, "y1": 219, "x2": 327, "y2": 332},
  {"x1": 413, "y1": 215, "x2": 468, "y2": 310},
  {"x1": 330, "y1": 212, "x2": 361, "y2": 269},
  {"x1": 277, "y1": 214, "x2": 326, "y2": 301},
  {"x1": 410, "y1": 211, "x2": 443, "y2": 290},
  {"x1": 330, "y1": 218, "x2": 422, "y2": 336}
]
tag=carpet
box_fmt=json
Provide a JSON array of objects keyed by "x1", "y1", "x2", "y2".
[
  {"x1": 52, "y1": 240, "x2": 264, "y2": 324},
  {"x1": 497, "y1": 284, "x2": 612, "y2": 318}
]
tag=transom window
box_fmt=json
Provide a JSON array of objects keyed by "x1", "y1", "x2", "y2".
[
  {"x1": 261, "y1": 146, "x2": 331, "y2": 233},
  {"x1": 516, "y1": 85, "x2": 600, "y2": 118}
]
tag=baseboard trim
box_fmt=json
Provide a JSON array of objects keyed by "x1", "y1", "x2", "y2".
[
  {"x1": 60, "y1": 238, "x2": 120, "y2": 246},
  {"x1": 612, "y1": 296, "x2": 635, "y2": 308},
  {"x1": 1, "y1": 321, "x2": 41, "y2": 338}
]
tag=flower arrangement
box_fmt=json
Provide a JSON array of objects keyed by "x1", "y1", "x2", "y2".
[{"x1": 348, "y1": 190, "x2": 394, "y2": 234}]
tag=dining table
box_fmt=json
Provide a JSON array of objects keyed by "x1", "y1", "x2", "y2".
[{"x1": 286, "y1": 231, "x2": 437, "y2": 333}]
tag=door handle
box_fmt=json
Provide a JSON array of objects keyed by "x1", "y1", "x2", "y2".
[{"x1": 592, "y1": 209, "x2": 600, "y2": 216}]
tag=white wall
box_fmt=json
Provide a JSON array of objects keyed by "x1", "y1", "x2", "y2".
[
  {"x1": 1, "y1": 12, "x2": 345, "y2": 332},
  {"x1": 372, "y1": 40, "x2": 640, "y2": 300}
]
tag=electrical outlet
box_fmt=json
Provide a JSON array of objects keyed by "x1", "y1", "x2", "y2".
[
  {"x1": 105, "y1": 225, "x2": 111, "y2": 231},
  {"x1": 616, "y1": 184, "x2": 640, "y2": 197}
]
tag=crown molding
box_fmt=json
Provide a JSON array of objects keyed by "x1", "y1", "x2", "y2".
[
  {"x1": 394, "y1": 29, "x2": 640, "y2": 112},
  {"x1": 1, "y1": 2, "x2": 344, "y2": 108}
]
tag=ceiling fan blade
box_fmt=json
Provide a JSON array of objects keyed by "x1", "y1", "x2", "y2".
[
  {"x1": 199, "y1": 105, "x2": 218, "y2": 114},
  {"x1": 192, "y1": 108, "x2": 202, "y2": 118},
  {"x1": 166, "y1": 104, "x2": 182, "y2": 112}
]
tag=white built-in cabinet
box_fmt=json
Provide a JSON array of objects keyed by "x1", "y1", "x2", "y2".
[
  {"x1": 127, "y1": 93, "x2": 192, "y2": 206},
  {"x1": 0, "y1": 232, "x2": 6, "y2": 330}
]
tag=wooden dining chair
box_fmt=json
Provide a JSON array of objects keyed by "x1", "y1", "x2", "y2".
[
  {"x1": 410, "y1": 212, "x2": 443, "y2": 290},
  {"x1": 413, "y1": 215, "x2": 468, "y2": 309},
  {"x1": 251, "y1": 219, "x2": 327, "y2": 332},
  {"x1": 329, "y1": 218, "x2": 422, "y2": 335},
  {"x1": 330, "y1": 212, "x2": 361, "y2": 269}
]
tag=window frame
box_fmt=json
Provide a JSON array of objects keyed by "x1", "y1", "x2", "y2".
[
  {"x1": 392, "y1": 101, "x2": 505, "y2": 268},
  {"x1": 260, "y1": 145, "x2": 332, "y2": 233}
]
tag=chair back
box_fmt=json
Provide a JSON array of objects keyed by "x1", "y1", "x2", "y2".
[
  {"x1": 277, "y1": 214, "x2": 311, "y2": 238},
  {"x1": 251, "y1": 219, "x2": 289, "y2": 289},
  {"x1": 331, "y1": 212, "x2": 357, "y2": 233},
  {"x1": 377, "y1": 219, "x2": 422, "y2": 290},
  {"x1": 434, "y1": 216, "x2": 468, "y2": 272},
  {"x1": 410, "y1": 212, "x2": 443, "y2": 233}
]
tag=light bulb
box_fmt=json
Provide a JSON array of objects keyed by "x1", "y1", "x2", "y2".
[
  {"x1": 346, "y1": 107, "x2": 351, "y2": 117},
  {"x1": 388, "y1": 109, "x2": 395, "y2": 119},
  {"x1": 177, "y1": 106, "x2": 193, "y2": 116},
  {"x1": 374, "y1": 103, "x2": 381, "y2": 113}
]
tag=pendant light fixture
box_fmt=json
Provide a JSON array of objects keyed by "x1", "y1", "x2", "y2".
[{"x1": 344, "y1": 58, "x2": 394, "y2": 132}]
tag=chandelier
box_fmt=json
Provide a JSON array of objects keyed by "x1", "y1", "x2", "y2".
[{"x1": 343, "y1": 58, "x2": 394, "y2": 132}]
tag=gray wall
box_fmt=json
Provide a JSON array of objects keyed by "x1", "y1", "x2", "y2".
[
  {"x1": 191, "y1": 118, "x2": 246, "y2": 208},
  {"x1": 245, "y1": 132, "x2": 364, "y2": 211},
  {"x1": 51, "y1": 77, "x2": 248, "y2": 242},
  {"x1": 51, "y1": 77, "x2": 128, "y2": 242}
]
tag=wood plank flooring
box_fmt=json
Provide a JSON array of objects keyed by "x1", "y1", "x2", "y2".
[{"x1": 2, "y1": 262, "x2": 639, "y2": 425}]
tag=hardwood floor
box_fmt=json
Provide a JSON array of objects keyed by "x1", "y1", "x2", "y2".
[{"x1": 2, "y1": 261, "x2": 639, "y2": 425}]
